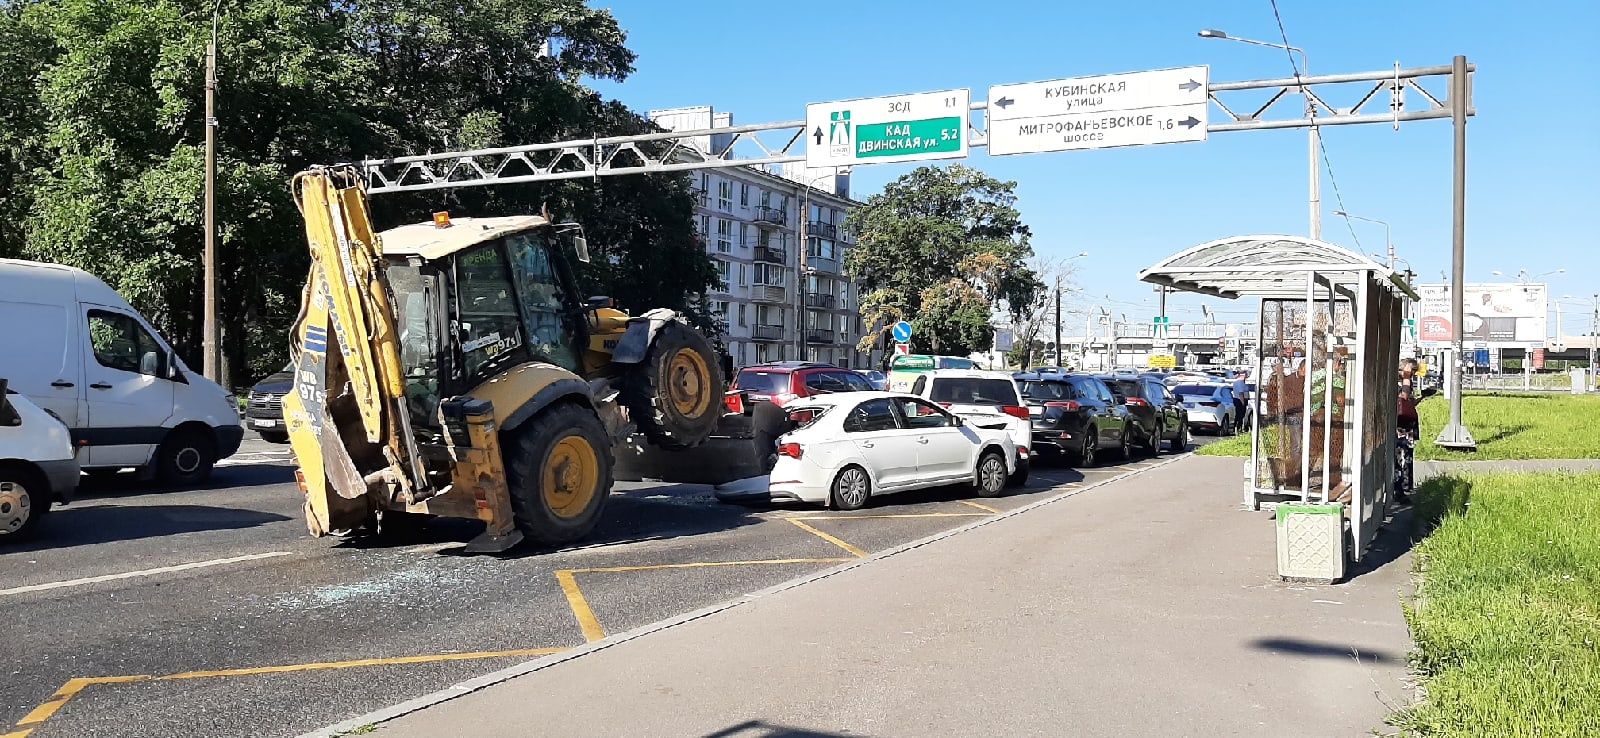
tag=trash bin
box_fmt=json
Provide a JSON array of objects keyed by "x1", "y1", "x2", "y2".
[{"x1": 1276, "y1": 503, "x2": 1346, "y2": 583}]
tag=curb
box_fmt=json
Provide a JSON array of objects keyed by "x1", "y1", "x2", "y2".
[{"x1": 299, "y1": 452, "x2": 1190, "y2": 738}]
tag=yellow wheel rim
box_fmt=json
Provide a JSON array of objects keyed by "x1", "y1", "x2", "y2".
[
  {"x1": 666, "y1": 348, "x2": 713, "y2": 418},
  {"x1": 542, "y1": 435, "x2": 600, "y2": 519}
]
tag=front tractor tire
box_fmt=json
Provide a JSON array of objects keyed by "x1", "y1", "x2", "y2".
[
  {"x1": 505, "y1": 403, "x2": 615, "y2": 547},
  {"x1": 624, "y1": 321, "x2": 723, "y2": 450}
]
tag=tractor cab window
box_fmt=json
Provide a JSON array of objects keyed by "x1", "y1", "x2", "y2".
[
  {"x1": 387, "y1": 262, "x2": 442, "y2": 424},
  {"x1": 505, "y1": 232, "x2": 579, "y2": 372},
  {"x1": 456, "y1": 244, "x2": 530, "y2": 380}
]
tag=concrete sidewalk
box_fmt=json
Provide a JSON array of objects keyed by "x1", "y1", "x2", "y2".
[{"x1": 363, "y1": 456, "x2": 1415, "y2": 738}]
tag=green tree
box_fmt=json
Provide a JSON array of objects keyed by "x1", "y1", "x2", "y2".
[
  {"x1": 843, "y1": 164, "x2": 1044, "y2": 357},
  {"x1": 0, "y1": 0, "x2": 716, "y2": 387}
]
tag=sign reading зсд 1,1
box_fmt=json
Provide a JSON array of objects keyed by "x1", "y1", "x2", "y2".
[
  {"x1": 805, "y1": 89, "x2": 971, "y2": 168},
  {"x1": 987, "y1": 66, "x2": 1209, "y2": 155}
]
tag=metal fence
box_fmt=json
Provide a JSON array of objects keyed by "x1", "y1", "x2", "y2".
[{"x1": 1462, "y1": 372, "x2": 1573, "y2": 391}]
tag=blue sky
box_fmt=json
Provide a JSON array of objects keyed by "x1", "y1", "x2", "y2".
[{"x1": 590, "y1": 0, "x2": 1599, "y2": 333}]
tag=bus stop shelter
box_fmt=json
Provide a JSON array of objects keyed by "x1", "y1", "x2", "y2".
[{"x1": 1138, "y1": 235, "x2": 1418, "y2": 561}]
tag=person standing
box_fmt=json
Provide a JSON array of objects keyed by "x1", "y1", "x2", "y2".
[{"x1": 1395, "y1": 358, "x2": 1421, "y2": 503}]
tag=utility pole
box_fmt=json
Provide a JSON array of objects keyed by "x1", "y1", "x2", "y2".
[
  {"x1": 202, "y1": 8, "x2": 220, "y2": 383},
  {"x1": 1591, "y1": 293, "x2": 1598, "y2": 392},
  {"x1": 1053, "y1": 275, "x2": 1062, "y2": 367},
  {"x1": 1435, "y1": 55, "x2": 1476, "y2": 449}
]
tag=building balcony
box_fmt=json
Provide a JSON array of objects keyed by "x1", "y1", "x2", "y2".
[
  {"x1": 754, "y1": 245, "x2": 787, "y2": 265},
  {"x1": 805, "y1": 292, "x2": 837, "y2": 309},
  {"x1": 752, "y1": 324, "x2": 785, "y2": 342},
  {"x1": 807, "y1": 221, "x2": 837, "y2": 240},
  {"x1": 749, "y1": 284, "x2": 787, "y2": 303},
  {"x1": 754, "y1": 205, "x2": 787, "y2": 226},
  {"x1": 690, "y1": 187, "x2": 709, "y2": 208},
  {"x1": 804, "y1": 255, "x2": 839, "y2": 274},
  {"x1": 806, "y1": 328, "x2": 836, "y2": 344}
]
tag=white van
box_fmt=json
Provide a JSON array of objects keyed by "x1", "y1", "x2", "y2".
[
  {"x1": 0, "y1": 259, "x2": 242, "y2": 483},
  {"x1": 1, "y1": 381, "x2": 78, "y2": 540}
]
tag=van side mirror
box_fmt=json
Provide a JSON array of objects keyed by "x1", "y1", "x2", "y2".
[
  {"x1": 0, "y1": 379, "x2": 19, "y2": 427},
  {"x1": 572, "y1": 235, "x2": 591, "y2": 264}
]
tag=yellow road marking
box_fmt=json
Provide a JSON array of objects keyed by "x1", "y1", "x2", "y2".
[
  {"x1": 786, "y1": 512, "x2": 988, "y2": 520},
  {"x1": 957, "y1": 500, "x2": 1002, "y2": 514},
  {"x1": 786, "y1": 519, "x2": 868, "y2": 558},
  {"x1": 155, "y1": 647, "x2": 568, "y2": 681},
  {"x1": 5, "y1": 649, "x2": 570, "y2": 736},
  {"x1": 556, "y1": 569, "x2": 607, "y2": 643}
]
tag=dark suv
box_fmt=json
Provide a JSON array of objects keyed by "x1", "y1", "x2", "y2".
[
  {"x1": 244, "y1": 365, "x2": 293, "y2": 443},
  {"x1": 1096, "y1": 374, "x2": 1188, "y2": 455},
  {"x1": 1014, "y1": 372, "x2": 1133, "y2": 467}
]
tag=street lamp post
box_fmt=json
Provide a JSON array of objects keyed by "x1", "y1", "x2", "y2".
[
  {"x1": 1334, "y1": 210, "x2": 1391, "y2": 268},
  {"x1": 794, "y1": 169, "x2": 846, "y2": 363},
  {"x1": 1200, "y1": 29, "x2": 1318, "y2": 240},
  {"x1": 1053, "y1": 252, "x2": 1088, "y2": 368}
]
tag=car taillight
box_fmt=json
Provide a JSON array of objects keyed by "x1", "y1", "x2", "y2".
[
  {"x1": 937, "y1": 402, "x2": 953, "y2": 408},
  {"x1": 1000, "y1": 405, "x2": 1031, "y2": 419},
  {"x1": 722, "y1": 392, "x2": 744, "y2": 415},
  {"x1": 773, "y1": 392, "x2": 797, "y2": 406},
  {"x1": 1046, "y1": 401, "x2": 1080, "y2": 411},
  {"x1": 1125, "y1": 398, "x2": 1149, "y2": 407},
  {"x1": 778, "y1": 442, "x2": 803, "y2": 459}
]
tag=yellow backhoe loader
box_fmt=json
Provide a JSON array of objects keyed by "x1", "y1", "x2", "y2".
[{"x1": 284, "y1": 168, "x2": 722, "y2": 552}]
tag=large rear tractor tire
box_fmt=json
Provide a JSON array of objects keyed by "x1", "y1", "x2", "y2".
[
  {"x1": 624, "y1": 321, "x2": 723, "y2": 450},
  {"x1": 505, "y1": 403, "x2": 615, "y2": 547}
]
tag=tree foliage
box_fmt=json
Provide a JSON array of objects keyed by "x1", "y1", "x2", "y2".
[
  {"x1": 843, "y1": 164, "x2": 1044, "y2": 357},
  {"x1": 0, "y1": 0, "x2": 716, "y2": 386}
]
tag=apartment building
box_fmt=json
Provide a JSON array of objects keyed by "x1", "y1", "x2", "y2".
[{"x1": 651, "y1": 107, "x2": 875, "y2": 370}]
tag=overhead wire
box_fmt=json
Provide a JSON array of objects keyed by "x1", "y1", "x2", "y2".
[{"x1": 1269, "y1": 0, "x2": 1364, "y2": 252}]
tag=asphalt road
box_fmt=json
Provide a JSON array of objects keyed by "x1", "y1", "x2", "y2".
[{"x1": 2, "y1": 433, "x2": 1217, "y2": 738}]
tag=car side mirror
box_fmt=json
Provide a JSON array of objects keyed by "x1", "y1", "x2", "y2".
[
  {"x1": 572, "y1": 235, "x2": 591, "y2": 263},
  {"x1": 952, "y1": 415, "x2": 965, "y2": 427}
]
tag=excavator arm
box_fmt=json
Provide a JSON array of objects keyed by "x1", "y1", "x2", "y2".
[{"x1": 285, "y1": 168, "x2": 425, "y2": 534}]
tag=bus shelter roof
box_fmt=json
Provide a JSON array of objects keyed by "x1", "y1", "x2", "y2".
[{"x1": 1138, "y1": 235, "x2": 1419, "y2": 301}]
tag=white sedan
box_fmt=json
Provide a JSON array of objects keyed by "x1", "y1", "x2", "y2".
[{"x1": 768, "y1": 391, "x2": 1016, "y2": 510}]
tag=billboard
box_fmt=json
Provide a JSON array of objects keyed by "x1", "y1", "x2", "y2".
[{"x1": 1416, "y1": 283, "x2": 1548, "y2": 348}]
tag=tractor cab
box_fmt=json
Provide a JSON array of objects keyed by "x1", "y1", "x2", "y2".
[{"x1": 379, "y1": 214, "x2": 599, "y2": 431}]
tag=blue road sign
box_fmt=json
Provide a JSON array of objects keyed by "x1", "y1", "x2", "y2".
[
  {"x1": 1473, "y1": 349, "x2": 1490, "y2": 366},
  {"x1": 892, "y1": 321, "x2": 913, "y2": 343}
]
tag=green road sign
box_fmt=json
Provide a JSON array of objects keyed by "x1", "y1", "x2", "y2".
[{"x1": 855, "y1": 117, "x2": 964, "y2": 159}]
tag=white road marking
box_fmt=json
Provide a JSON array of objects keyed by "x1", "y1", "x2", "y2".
[{"x1": 0, "y1": 551, "x2": 293, "y2": 596}]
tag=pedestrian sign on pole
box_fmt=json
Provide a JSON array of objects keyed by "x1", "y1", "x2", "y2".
[{"x1": 891, "y1": 321, "x2": 914, "y2": 343}]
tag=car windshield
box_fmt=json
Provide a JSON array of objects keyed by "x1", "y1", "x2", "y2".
[
  {"x1": 1019, "y1": 380, "x2": 1070, "y2": 401},
  {"x1": 1174, "y1": 384, "x2": 1217, "y2": 397},
  {"x1": 929, "y1": 378, "x2": 1019, "y2": 406},
  {"x1": 733, "y1": 370, "x2": 789, "y2": 395}
]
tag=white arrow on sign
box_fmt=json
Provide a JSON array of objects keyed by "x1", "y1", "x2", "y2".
[{"x1": 988, "y1": 66, "x2": 1209, "y2": 156}]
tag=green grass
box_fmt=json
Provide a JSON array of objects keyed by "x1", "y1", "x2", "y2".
[
  {"x1": 1415, "y1": 392, "x2": 1600, "y2": 461},
  {"x1": 1194, "y1": 393, "x2": 1600, "y2": 460},
  {"x1": 1394, "y1": 471, "x2": 1600, "y2": 737},
  {"x1": 1194, "y1": 428, "x2": 1261, "y2": 457}
]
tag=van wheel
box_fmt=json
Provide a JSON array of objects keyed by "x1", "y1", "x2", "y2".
[
  {"x1": 505, "y1": 403, "x2": 614, "y2": 547},
  {"x1": 156, "y1": 429, "x2": 217, "y2": 485},
  {"x1": 0, "y1": 467, "x2": 46, "y2": 542}
]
